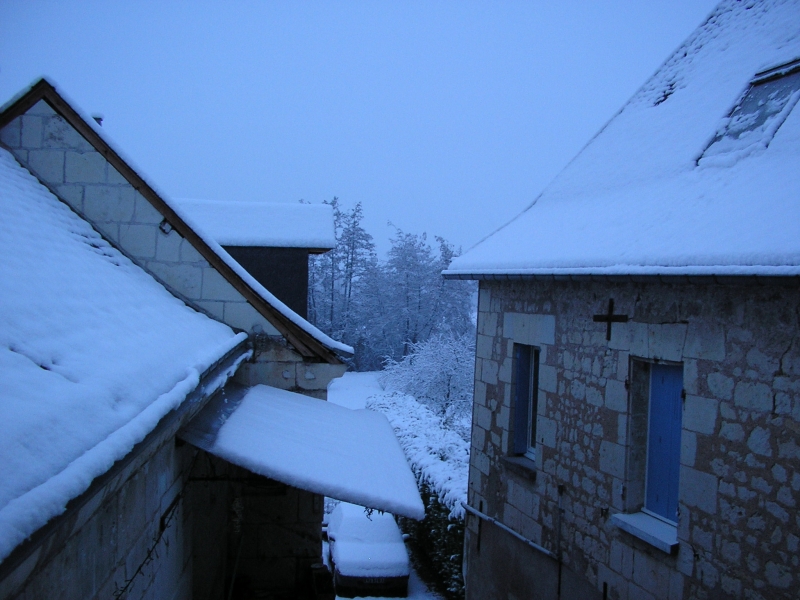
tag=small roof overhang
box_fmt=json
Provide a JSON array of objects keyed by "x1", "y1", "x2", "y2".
[{"x1": 178, "y1": 384, "x2": 425, "y2": 520}]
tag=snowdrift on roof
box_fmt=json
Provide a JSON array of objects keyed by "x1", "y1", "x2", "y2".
[
  {"x1": 0, "y1": 148, "x2": 246, "y2": 563},
  {"x1": 447, "y1": 0, "x2": 800, "y2": 277},
  {"x1": 181, "y1": 384, "x2": 425, "y2": 520},
  {"x1": 176, "y1": 198, "x2": 336, "y2": 249}
]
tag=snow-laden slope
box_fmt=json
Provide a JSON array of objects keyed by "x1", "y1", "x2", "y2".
[{"x1": 0, "y1": 148, "x2": 245, "y2": 562}]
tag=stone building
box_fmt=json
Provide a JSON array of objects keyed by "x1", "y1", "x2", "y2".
[
  {"x1": 0, "y1": 80, "x2": 421, "y2": 600},
  {"x1": 444, "y1": 2, "x2": 800, "y2": 599}
]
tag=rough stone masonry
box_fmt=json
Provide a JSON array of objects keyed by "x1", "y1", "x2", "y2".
[{"x1": 465, "y1": 277, "x2": 799, "y2": 600}]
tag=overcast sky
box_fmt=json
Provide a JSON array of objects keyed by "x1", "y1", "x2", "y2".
[{"x1": 0, "y1": 1, "x2": 717, "y2": 255}]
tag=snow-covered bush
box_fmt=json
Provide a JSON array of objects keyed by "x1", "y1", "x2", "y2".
[
  {"x1": 398, "y1": 479, "x2": 465, "y2": 599},
  {"x1": 380, "y1": 332, "x2": 474, "y2": 440},
  {"x1": 366, "y1": 392, "x2": 468, "y2": 599},
  {"x1": 366, "y1": 393, "x2": 468, "y2": 520}
]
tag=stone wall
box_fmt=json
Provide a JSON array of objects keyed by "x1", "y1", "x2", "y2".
[
  {"x1": 0, "y1": 100, "x2": 279, "y2": 335},
  {"x1": 466, "y1": 278, "x2": 800, "y2": 600},
  {"x1": 235, "y1": 336, "x2": 347, "y2": 399},
  {"x1": 0, "y1": 427, "x2": 200, "y2": 600}
]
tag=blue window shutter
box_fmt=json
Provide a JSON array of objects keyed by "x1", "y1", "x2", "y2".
[
  {"x1": 646, "y1": 364, "x2": 683, "y2": 521},
  {"x1": 513, "y1": 344, "x2": 532, "y2": 455}
]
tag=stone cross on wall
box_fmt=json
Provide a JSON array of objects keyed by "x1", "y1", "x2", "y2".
[{"x1": 593, "y1": 299, "x2": 628, "y2": 340}]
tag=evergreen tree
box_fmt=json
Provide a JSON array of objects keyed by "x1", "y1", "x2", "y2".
[{"x1": 308, "y1": 200, "x2": 475, "y2": 371}]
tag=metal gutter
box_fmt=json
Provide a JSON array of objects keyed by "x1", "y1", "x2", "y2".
[
  {"x1": 461, "y1": 501, "x2": 556, "y2": 560},
  {"x1": 443, "y1": 272, "x2": 800, "y2": 286}
]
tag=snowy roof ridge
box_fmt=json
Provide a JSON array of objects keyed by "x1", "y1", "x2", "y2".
[
  {"x1": 0, "y1": 79, "x2": 352, "y2": 360},
  {"x1": 175, "y1": 198, "x2": 336, "y2": 250},
  {"x1": 447, "y1": 0, "x2": 800, "y2": 277}
]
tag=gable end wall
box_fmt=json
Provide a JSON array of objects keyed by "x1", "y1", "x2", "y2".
[
  {"x1": 0, "y1": 101, "x2": 345, "y2": 393},
  {"x1": 0, "y1": 100, "x2": 280, "y2": 336},
  {"x1": 466, "y1": 278, "x2": 800, "y2": 600}
]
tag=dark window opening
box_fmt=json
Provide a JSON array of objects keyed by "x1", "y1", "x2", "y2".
[{"x1": 512, "y1": 344, "x2": 540, "y2": 458}]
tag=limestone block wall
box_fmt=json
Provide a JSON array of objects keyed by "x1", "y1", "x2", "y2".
[
  {"x1": 0, "y1": 100, "x2": 279, "y2": 336},
  {"x1": 235, "y1": 336, "x2": 347, "y2": 399},
  {"x1": 466, "y1": 278, "x2": 800, "y2": 600},
  {"x1": 0, "y1": 431, "x2": 200, "y2": 600}
]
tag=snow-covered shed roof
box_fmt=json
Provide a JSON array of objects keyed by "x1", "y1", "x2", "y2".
[
  {"x1": 0, "y1": 79, "x2": 351, "y2": 359},
  {"x1": 179, "y1": 384, "x2": 425, "y2": 520},
  {"x1": 175, "y1": 198, "x2": 336, "y2": 252},
  {"x1": 446, "y1": 0, "x2": 800, "y2": 279},
  {"x1": 0, "y1": 147, "x2": 249, "y2": 564}
]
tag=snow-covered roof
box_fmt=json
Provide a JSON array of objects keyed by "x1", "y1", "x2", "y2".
[
  {"x1": 0, "y1": 148, "x2": 248, "y2": 563},
  {"x1": 179, "y1": 385, "x2": 425, "y2": 520},
  {"x1": 0, "y1": 79, "x2": 352, "y2": 359},
  {"x1": 446, "y1": 0, "x2": 800, "y2": 278},
  {"x1": 175, "y1": 198, "x2": 336, "y2": 250}
]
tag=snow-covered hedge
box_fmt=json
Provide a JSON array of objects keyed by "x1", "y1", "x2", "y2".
[
  {"x1": 398, "y1": 479, "x2": 465, "y2": 599},
  {"x1": 380, "y1": 332, "x2": 474, "y2": 441},
  {"x1": 366, "y1": 392, "x2": 468, "y2": 519},
  {"x1": 366, "y1": 392, "x2": 468, "y2": 599}
]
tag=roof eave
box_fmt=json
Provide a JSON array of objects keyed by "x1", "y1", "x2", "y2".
[
  {"x1": 442, "y1": 271, "x2": 800, "y2": 286},
  {"x1": 0, "y1": 336, "x2": 251, "y2": 580}
]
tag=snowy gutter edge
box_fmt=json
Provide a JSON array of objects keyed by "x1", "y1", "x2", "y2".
[
  {"x1": 0, "y1": 337, "x2": 251, "y2": 577},
  {"x1": 442, "y1": 271, "x2": 800, "y2": 285}
]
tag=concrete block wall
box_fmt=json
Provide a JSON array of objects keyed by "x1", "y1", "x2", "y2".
[
  {"x1": 466, "y1": 279, "x2": 800, "y2": 600},
  {"x1": 1, "y1": 100, "x2": 279, "y2": 336}
]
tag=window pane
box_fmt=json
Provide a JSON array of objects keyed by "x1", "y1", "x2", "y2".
[
  {"x1": 646, "y1": 364, "x2": 683, "y2": 522},
  {"x1": 529, "y1": 348, "x2": 540, "y2": 451},
  {"x1": 512, "y1": 344, "x2": 532, "y2": 455},
  {"x1": 701, "y1": 65, "x2": 800, "y2": 161}
]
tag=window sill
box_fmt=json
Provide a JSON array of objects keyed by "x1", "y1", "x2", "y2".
[
  {"x1": 611, "y1": 512, "x2": 678, "y2": 554},
  {"x1": 501, "y1": 455, "x2": 537, "y2": 482}
]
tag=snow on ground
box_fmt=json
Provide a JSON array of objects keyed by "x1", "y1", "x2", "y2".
[
  {"x1": 328, "y1": 371, "x2": 385, "y2": 410},
  {"x1": 0, "y1": 147, "x2": 247, "y2": 563}
]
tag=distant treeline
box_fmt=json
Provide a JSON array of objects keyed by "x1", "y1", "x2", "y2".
[{"x1": 307, "y1": 197, "x2": 476, "y2": 371}]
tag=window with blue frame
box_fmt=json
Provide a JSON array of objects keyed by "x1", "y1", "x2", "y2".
[
  {"x1": 645, "y1": 363, "x2": 683, "y2": 522},
  {"x1": 512, "y1": 343, "x2": 539, "y2": 459},
  {"x1": 627, "y1": 360, "x2": 683, "y2": 523}
]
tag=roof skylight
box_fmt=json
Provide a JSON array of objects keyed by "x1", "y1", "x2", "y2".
[{"x1": 699, "y1": 58, "x2": 800, "y2": 165}]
